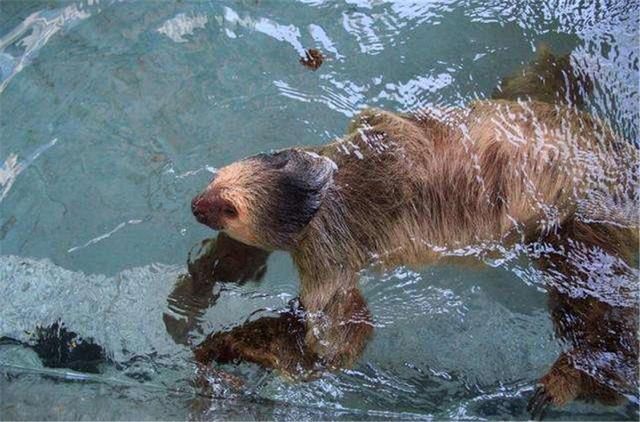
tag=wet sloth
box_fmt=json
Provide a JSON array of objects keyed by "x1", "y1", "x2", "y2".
[{"x1": 189, "y1": 80, "x2": 638, "y2": 416}]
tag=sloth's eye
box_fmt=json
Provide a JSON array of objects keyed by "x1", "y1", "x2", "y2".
[{"x1": 222, "y1": 204, "x2": 238, "y2": 218}]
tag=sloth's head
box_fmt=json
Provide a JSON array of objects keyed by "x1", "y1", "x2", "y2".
[{"x1": 191, "y1": 149, "x2": 336, "y2": 250}]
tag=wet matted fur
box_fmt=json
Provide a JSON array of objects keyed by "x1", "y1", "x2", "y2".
[{"x1": 190, "y1": 60, "x2": 638, "y2": 415}]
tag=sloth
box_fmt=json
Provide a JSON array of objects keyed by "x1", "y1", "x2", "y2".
[{"x1": 187, "y1": 55, "x2": 638, "y2": 417}]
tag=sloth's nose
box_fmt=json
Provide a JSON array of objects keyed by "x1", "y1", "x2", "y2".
[
  {"x1": 191, "y1": 195, "x2": 207, "y2": 222},
  {"x1": 191, "y1": 193, "x2": 222, "y2": 230}
]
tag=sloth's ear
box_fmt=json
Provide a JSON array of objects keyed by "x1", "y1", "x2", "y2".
[
  {"x1": 281, "y1": 149, "x2": 336, "y2": 195},
  {"x1": 254, "y1": 149, "x2": 336, "y2": 195},
  {"x1": 254, "y1": 149, "x2": 337, "y2": 247},
  {"x1": 277, "y1": 149, "x2": 336, "y2": 226}
]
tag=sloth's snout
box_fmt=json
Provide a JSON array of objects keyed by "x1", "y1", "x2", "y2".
[
  {"x1": 191, "y1": 193, "x2": 223, "y2": 230},
  {"x1": 191, "y1": 195, "x2": 206, "y2": 221}
]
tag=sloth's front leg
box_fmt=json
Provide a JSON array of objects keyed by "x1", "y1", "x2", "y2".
[
  {"x1": 193, "y1": 308, "x2": 318, "y2": 379},
  {"x1": 302, "y1": 283, "x2": 373, "y2": 370},
  {"x1": 193, "y1": 284, "x2": 372, "y2": 378}
]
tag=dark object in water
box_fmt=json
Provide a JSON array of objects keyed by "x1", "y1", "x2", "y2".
[
  {"x1": 32, "y1": 322, "x2": 107, "y2": 373},
  {"x1": 187, "y1": 233, "x2": 269, "y2": 285},
  {"x1": 299, "y1": 48, "x2": 324, "y2": 71},
  {"x1": 2, "y1": 322, "x2": 108, "y2": 373}
]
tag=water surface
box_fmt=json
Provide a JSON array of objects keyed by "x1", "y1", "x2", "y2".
[{"x1": 1, "y1": 0, "x2": 638, "y2": 419}]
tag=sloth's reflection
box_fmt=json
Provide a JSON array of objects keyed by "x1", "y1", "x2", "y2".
[{"x1": 162, "y1": 233, "x2": 270, "y2": 346}]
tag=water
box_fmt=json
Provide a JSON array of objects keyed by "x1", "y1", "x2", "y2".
[{"x1": 0, "y1": 0, "x2": 638, "y2": 420}]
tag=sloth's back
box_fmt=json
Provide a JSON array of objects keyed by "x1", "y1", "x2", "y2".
[{"x1": 319, "y1": 101, "x2": 637, "y2": 252}]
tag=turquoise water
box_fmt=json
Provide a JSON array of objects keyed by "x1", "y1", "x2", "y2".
[{"x1": 0, "y1": 0, "x2": 638, "y2": 420}]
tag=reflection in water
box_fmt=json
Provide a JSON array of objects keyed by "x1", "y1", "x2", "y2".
[
  {"x1": 163, "y1": 233, "x2": 270, "y2": 346},
  {"x1": 156, "y1": 12, "x2": 208, "y2": 44},
  {"x1": 0, "y1": 137, "x2": 58, "y2": 202},
  {"x1": 0, "y1": 1, "x2": 98, "y2": 93}
]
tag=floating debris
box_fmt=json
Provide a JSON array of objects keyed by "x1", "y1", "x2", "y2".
[{"x1": 299, "y1": 48, "x2": 324, "y2": 71}]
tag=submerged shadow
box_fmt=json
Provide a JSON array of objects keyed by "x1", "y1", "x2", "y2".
[{"x1": 0, "y1": 322, "x2": 108, "y2": 374}]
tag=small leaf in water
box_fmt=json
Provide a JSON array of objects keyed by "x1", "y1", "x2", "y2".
[{"x1": 300, "y1": 49, "x2": 324, "y2": 71}]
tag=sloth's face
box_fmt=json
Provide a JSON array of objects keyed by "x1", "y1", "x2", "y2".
[{"x1": 191, "y1": 149, "x2": 335, "y2": 250}]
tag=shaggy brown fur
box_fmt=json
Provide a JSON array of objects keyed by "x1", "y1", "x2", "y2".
[{"x1": 190, "y1": 62, "x2": 638, "y2": 415}]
